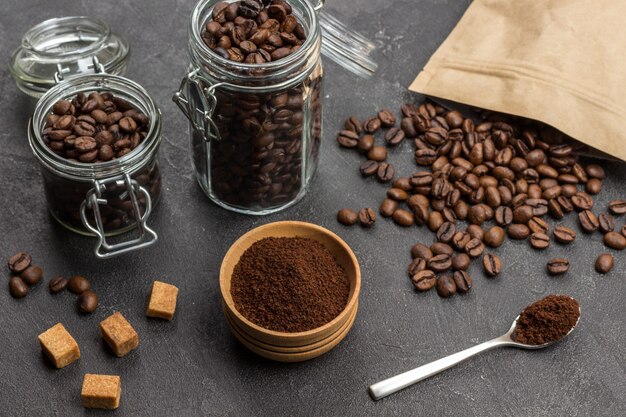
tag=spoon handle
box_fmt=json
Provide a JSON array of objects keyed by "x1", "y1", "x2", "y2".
[{"x1": 368, "y1": 336, "x2": 509, "y2": 400}]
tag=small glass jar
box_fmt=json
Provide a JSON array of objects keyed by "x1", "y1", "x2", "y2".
[
  {"x1": 175, "y1": 0, "x2": 323, "y2": 214},
  {"x1": 28, "y1": 72, "x2": 162, "y2": 258}
]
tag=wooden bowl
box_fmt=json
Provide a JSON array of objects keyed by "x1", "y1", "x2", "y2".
[{"x1": 220, "y1": 221, "x2": 361, "y2": 351}]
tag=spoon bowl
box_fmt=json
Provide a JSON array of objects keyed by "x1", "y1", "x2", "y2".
[{"x1": 368, "y1": 305, "x2": 581, "y2": 400}]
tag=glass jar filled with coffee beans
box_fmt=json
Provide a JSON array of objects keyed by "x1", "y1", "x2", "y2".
[
  {"x1": 28, "y1": 65, "x2": 162, "y2": 259},
  {"x1": 175, "y1": 0, "x2": 323, "y2": 214}
]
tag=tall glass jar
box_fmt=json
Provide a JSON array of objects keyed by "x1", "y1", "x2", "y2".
[
  {"x1": 28, "y1": 72, "x2": 162, "y2": 259},
  {"x1": 175, "y1": 0, "x2": 323, "y2": 214}
]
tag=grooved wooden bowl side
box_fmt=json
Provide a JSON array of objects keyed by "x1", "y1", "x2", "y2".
[{"x1": 219, "y1": 221, "x2": 361, "y2": 348}]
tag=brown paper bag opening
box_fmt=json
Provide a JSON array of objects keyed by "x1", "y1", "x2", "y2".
[{"x1": 409, "y1": 0, "x2": 626, "y2": 162}]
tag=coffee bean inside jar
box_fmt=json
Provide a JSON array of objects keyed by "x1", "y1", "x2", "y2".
[{"x1": 181, "y1": 0, "x2": 323, "y2": 214}]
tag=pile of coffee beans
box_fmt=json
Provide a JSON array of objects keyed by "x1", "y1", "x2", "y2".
[
  {"x1": 41, "y1": 92, "x2": 161, "y2": 233},
  {"x1": 6, "y1": 252, "x2": 98, "y2": 313},
  {"x1": 202, "y1": 0, "x2": 307, "y2": 63},
  {"x1": 43, "y1": 92, "x2": 150, "y2": 163},
  {"x1": 7, "y1": 252, "x2": 42, "y2": 298},
  {"x1": 336, "y1": 101, "x2": 625, "y2": 298}
]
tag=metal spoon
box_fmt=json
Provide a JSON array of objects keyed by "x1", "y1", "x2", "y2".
[{"x1": 368, "y1": 309, "x2": 581, "y2": 401}]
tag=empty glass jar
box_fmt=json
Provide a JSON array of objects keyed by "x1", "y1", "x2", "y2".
[{"x1": 175, "y1": 0, "x2": 323, "y2": 214}]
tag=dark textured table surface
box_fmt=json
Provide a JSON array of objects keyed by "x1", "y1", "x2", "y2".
[{"x1": 2, "y1": 0, "x2": 626, "y2": 416}]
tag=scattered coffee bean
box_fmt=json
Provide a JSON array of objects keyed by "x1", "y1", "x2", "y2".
[
  {"x1": 344, "y1": 116, "x2": 362, "y2": 133},
  {"x1": 585, "y1": 178, "x2": 602, "y2": 195},
  {"x1": 553, "y1": 226, "x2": 576, "y2": 244},
  {"x1": 77, "y1": 290, "x2": 99, "y2": 314},
  {"x1": 609, "y1": 199, "x2": 626, "y2": 215},
  {"x1": 466, "y1": 225, "x2": 485, "y2": 241},
  {"x1": 453, "y1": 271, "x2": 472, "y2": 293},
  {"x1": 412, "y1": 270, "x2": 437, "y2": 292},
  {"x1": 384, "y1": 128, "x2": 405, "y2": 146},
  {"x1": 530, "y1": 232, "x2": 550, "y2": 249},
  {"x1": 547, "y1": 258, "x2": 569, "y2": 275},
  {"x1": 436, "y1": 222, "x2": 456, "y2": 243},
  {"x1": 603, "y1": 231, "x2": 626, "y2": 250},
  {"x1": 528, "y1": 217, "x2": 549, "y2": 234},
  {"x1": 9, "y1": 277, "x2": 28, "y2": 299},
  {"x1": 484, "y1": 226, "x2": 505, "y2": 248},
  {"x1": 7, "y1": 252, "x2": 31, "y2": 273},
  {"x1": 451, "y1": 253, "x2": 471, "y2": 271},
  {"x1": 376, "y1": 162, "x2": 395, "y2": 183},
  {"x1": 387, "y1": 188, "x2": 408, "y2": 201},
  {"x1": 436, "y1": 274, "x2": 457, "y2": 298},
  {"x1": 337, "y1": 209, "x2": 358, "y2": 226},
  {"x1": 367, "y1": 146, "x2": 387, "y2": 162},
  {"x1": 358, "y1": 208, "x2": 376, "y2": 227},
  {"x1": 465, "y1": 238, "x2": 485, "y2": 258},
  {"x1": 357, "y1": 135, "x2": 375, "y2": 152},
  {"x1": 507, "y1": 224, "x2": 530, "y2": 240},
  {"x1": 21, "y1": 266, "x2": 43, "y2": 285},
  {"x1": 428, "y1": 254, "x2": 452, "y2": 272},
  {"x1": 359, "y1": 160, "x2": 379, "y2": 177},
  {"x1": 408, "y1": 258, "x2": 428, "y2": 277},
  {"x1": 578, "y1": 210, "x2": 599, "y2": 233},
  {"x1": 598, "y1": 213, "x2": 615, "y2": 233},
  {"x1": 392, "y1": 209, "x2": 414, "y2": 227},
  {"x1": 68, "y1": 275, "x2": 91, "y2": 294},
  {"x1": 379, "y1": 199, "x2": 398, "y2": 218},
  {"x1": 483, "y1": 253, "x2": 502, "y2": 277},
  {"x1": 595, "y1": 253, "x2": 614, "y2": 274},
  {"x1": 49, "y1": 277, "x2": 68, "y2": 294},
  {"x1": 364, "y1": 116, "x2": 382, "y2": 133},
  {"x1": 337, "y1": 130, "x2": 359, "y2": 148},
  {"x1": 411, "y1": 243, "x2": 433, "y2": 260},
  {"x1": 378, "y1": 109, "x2": 396, "y2": 127},
  {"x1": 431, "y1": 242, "x2": 453, "y2": 256}
]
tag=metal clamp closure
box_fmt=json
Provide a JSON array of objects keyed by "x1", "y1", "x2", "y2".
[
  {"x1": 173, "y1": 68, "x2": 223, "y2": 143},
  {"x1": 54, "y1": 56, "x2": 106, "y2": 83},
  {"x1": 80, "y1": 174, "x2": 157, "y2": 259}
]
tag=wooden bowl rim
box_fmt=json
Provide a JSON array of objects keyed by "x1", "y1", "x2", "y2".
[{"x1": 220, "y1": 221, "x2": 361, "y2": 340}]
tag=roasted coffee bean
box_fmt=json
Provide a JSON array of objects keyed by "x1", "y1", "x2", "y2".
[
  {"x1": 436, "y1": 274, "x2": 457, "y2": 298},
  {"x1": 529, "y1": 232, "x2": 550, "y2": 249},
  {"x1": 413, "y1": 203, "x2": 430, "y2": 225},
  {"x1": 431, "y1": 242, "x2": 453, "y2": 256},
  {"x1": 387, "y1": 188, "x2": 408, "y2": 201},
  {"x1": 392, "y1": 177, "x2": 412, "y2": 191},
  {"x1": 21, "y1": 266, "x2": 43, "y2": 285},
  {"x1": 411, "y1": 243, "x2": 433, "y2": 260},
  {"x1": 598, "y1": 213, "x2": 615, "y2": 233},
  {"x1": 376, "y1": 162, "x2": 395, "y2": 183},
  {"x1": 622, "y1": 225, "x2": 626, "y2": 238},
  {"x1": 412, "y1": 270, "x2": 437, "y2": 292},
  {"x1": 337, "y1": 208, "x2": 358, "y2": 225},
  {"x1": 344, "y1": 116, "x2": 362, "y2": 133},
  {"x1": 603, "y1": 232, "x2": 626, "y2": 250},
  {"x1": 467, "y1": 205, "x2": 487, "y2": 225},
  {"x1": 453, "y1": 271, "x2": 472, "y2": 293},
  {"x1": 609, "y1": 199, "x2": 626, "y2": 215},
  {"x1": 358, "y1": 208, "x2": 376, "y2": 227},
  {"x1": 585, "y1": 178, "x2": 602, "y2": 195},
  {"x1": 336, "y1": 130, "x2": 359, "y2": 148},
  {"x1": 465, "y1": 238, "x2": 485, "y2": 258},
  {"x1": 68, "y1": 275, "x2": 91, "y2": 294},
  {"x1": 585, "y1": 164, "x2": 605, "y2": 179},
  {"x1": 367, "y1": 146, "x2": 387, "y2": 162},
  {"x1": 436, "y1": 222, "x2": 456, "y2": 243},
  {"x1": 553, "y1": 225, "x2": 576, "y2": 244},
  {"x1": 507, "y1": 224, "x2": 530, "y2": 240},
  {"x1": 513, "y1": 205, "x2": 534, "y2": 224},
  {"x1": 428, "y1": 254, "x2": 452, "y2": 272},
  {"x1": 359, "y1": 160, "x2": 379, "y2": 177},
  {"x1": 401, "y1": 117, "x2": 417, "y2": 137},
  {"x1": 408, "y1": 258, "x2": 427, "y2": 277},
  {"x1": 482, "y1": 253, "x2": 502, "y2": 277},
  {"x1": 484, "y1": 226, "x2": 505, "y2": 248},
  {"x1": 571, "y1": 192, "x2": 594, "y2": 211},
  {"x1": 414, "y1": 149, "x2": 437, "y2": 165},
  {"x1": 466, "y1": 225, "x2": 485, "y2": 241},
  {"x1": 9, "y1": 277, "x2": 28, "y2": 298},
  {"x1": 384, "y1": 127, "x2": 405, "y2": 146},
  {"x1": 595, "y1": 253, "x2": 614, "y2": 274},
  {"x1": 495, "y1": 206, "x2": 513, "y2": 226},
  {"x1": 548, "y1": 198, "x2": 564, "y2": 219},
  {"x1": 379, "y1": 199, "x2": 398, "y2": 218},
  {"x1": 7, "y1": 252, "x2": 31, "y2": 273},
  {"x1": 547, "y1": 258, "x2": 569, "y2": 275},
  {"x1": 528, "y1": 217, "x2": 549, "y2": 234},
  {"x1": 49, "y1": 277, "x2": 68, "y2": 293},
  {"x1": 392, "y1": 210, "x2": 415, "y2": 227},
  {"x1": 378, "y1": 109, "x2": 396, "y2": 127},
  {"x1": 451, "y1": 253, "x2": 471, "y2": 271},
  {"x1": 364, "y1": 116, "x2": 382, "y2": 133},
  {"x1": 357, "y1": 135, "x2": 375, "y2": 152},
  {"x1": 579, "y1": 210, "x2": 599, "y2": 233},
  {"x1": 77, "y1": 290, "x2": 99, "y2": 314},
  {"x1": 556, "y1": 195, "x2": 574, "y2": 212},
  {"x1": 452, "y1": 231, "x2": 471, "y2": 251}
]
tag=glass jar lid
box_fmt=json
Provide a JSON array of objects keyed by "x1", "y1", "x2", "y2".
[{"x1": 9, "y1": 16, "x2": 130, "y2": 98}]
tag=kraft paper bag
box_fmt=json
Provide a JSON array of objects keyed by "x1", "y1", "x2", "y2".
[{"x1": 409, "y1": 0, "x2": 626, "y2": 161}]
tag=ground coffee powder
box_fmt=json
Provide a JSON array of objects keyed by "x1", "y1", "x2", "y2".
[
  {"x1": 231, "y1": 237, "x2": 350, "y2": 333},
  {"x1": 514, "y1": 295, "x2": 580, "y2": 345}
]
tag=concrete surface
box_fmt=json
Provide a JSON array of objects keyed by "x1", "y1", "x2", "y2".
[{"x1": 1, "y1": 0, "x2": 625, "y2": 415}]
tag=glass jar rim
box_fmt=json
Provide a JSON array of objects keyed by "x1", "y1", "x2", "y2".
[
  {"x1": 29, "y1": 73, "x2": 162, "y2": 180},
  {"x1": 189, "y1": 0, "x2": 320, "y2": 84}
]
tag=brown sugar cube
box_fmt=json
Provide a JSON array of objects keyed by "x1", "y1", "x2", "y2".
[
  {"x1": 146, "y1": 280, "x2": 179, "y2": 320},
  {"x1": 81, "y1": 374, "x2": 121, "y2": 410},
  {"x1": 99, "y1": 312, "x2": 139, "y2": 357},
  {"x1": 38, "y1": 323, "x2": 80, "y2": 368}
]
